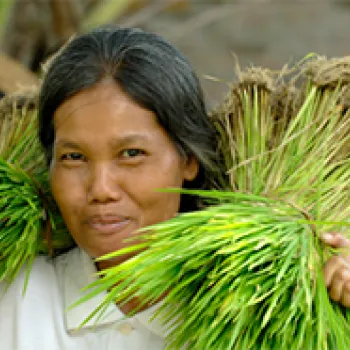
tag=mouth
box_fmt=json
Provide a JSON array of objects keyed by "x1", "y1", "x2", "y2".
[{"x1": 86, "y1": 216, "x2": 131, "y2": 235}]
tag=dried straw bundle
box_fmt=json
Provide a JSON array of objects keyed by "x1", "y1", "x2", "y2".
[
  {"x1": 74, "y1": 56, "x2": 350, "y2": 349},
  {"x1": 0, "y1": 93, "x2": 73, "y2": 285}
]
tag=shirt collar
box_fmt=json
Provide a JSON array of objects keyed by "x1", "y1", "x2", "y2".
[{"x1": 60, "y1": 248, "x2": 165, "y2": 336}]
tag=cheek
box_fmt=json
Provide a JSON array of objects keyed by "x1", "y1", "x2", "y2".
[
  {"x1": 49, "y1": 167, "x2": 83, "y2": 220},
  {"x1": 50, "y1": 170, "x2": 85, "y2": 246},
  {"x1": 134, "y1": 172, "x2": 183, "y2": 226},
  {"x1": 139, "y1": 193, "x2": 181, "y2": 229},
  {"x1": 157, "y1": 192, "x2": 182, "y2": 220},
  {"x1": 134, "y1": 157, "x2": 187, "y2": 218}
]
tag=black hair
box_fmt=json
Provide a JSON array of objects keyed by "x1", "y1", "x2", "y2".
[{"x1": 38, "y1": 26, "x2": 219, "y2": 212}]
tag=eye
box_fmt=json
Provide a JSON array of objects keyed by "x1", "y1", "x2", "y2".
[
  {"x1": 120, "y1": 149, "x2": 145, "y2": 158},
  {"x1": 61, "y1": 152, "x2": 86, "y2": 161}
]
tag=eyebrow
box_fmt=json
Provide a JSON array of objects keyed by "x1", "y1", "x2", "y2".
[
  {"x1": 54, "y1": 140, "x2": 82, "y2": 150},
  {"x1": 55, "y1": 134, "x2": 151, "y2": 150},
  {"x1": 109, "y1": 134, "x2": 151, "y2": 148}
]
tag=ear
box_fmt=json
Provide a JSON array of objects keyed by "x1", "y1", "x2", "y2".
[{"x1": 183, "y1": 156, "x2": 199, "y2": 181}]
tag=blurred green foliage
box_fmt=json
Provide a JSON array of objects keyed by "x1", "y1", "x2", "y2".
[
  {"x1": 0, "y1": 0, "x2": 14, "y2": 39},
  {"x1": 82, "y1": 0, "x2": 131, "y2": 32}
]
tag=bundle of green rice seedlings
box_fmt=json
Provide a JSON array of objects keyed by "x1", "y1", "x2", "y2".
[
  {"x1": 0, "y1": 93, "x2": 73, "y2": 285},
  {"x1": 72, "y1": 55, "x2": 350, "y2": 349}
]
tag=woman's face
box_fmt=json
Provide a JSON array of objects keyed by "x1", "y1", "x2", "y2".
[{"x1": 50, "y1": 80, "x2": 198, "y2": 264}]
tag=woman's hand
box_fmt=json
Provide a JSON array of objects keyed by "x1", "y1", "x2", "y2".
[{"x1": 321, "y1": 232, "x2": 350, "y2": 307}]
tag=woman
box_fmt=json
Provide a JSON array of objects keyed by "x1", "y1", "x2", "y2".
[
  {"x1": 0, "y1": 26, "x2": 219, "y2": 349},
  {"x1": 0, "y1": 26, "x2": 349, "y2": 349}
]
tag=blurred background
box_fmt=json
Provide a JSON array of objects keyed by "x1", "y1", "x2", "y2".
[{"x1": 0, "y1": 0, "x2": 349, "y2": 106}]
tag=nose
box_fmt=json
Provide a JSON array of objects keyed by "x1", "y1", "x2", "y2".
[{"x1": 87, "y1": 163, "x2": 122, "y2": 204}]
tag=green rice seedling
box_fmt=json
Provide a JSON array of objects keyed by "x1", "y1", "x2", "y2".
[{"x1": 0, "y1": 95, "x2": 73, "y2": 285}]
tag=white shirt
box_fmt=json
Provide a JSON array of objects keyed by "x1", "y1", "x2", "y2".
[{"x1": 0, "y1": 248, "x2": 165, "y2": 350}]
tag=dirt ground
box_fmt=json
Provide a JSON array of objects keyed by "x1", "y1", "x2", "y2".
[{"x1": 145, "y1": 1, "x2": 350, "y2": 107}]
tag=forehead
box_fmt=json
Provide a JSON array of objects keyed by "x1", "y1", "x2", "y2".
[
  {"x1": 52, "y1": 80, "x2": 170, "y2": 146},
  {"x1": 54, "y1": 80, "x2": 143, "y2": 123}
]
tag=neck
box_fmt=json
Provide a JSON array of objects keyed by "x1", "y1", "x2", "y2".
[
  {"x1": 96, "y1": 258, "x2": 160, "y2": 316},
  {"x1": 118, "y1": 297, "x2": 153, "y2": 316}
]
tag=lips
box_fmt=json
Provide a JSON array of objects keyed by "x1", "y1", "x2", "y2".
[{"x1": 86, "y1": 215, "x2": 130, "y2": 235}]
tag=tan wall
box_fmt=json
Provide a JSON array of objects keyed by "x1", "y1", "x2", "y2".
[{"x1": 145, "y1": 1, "x2": 350, "y2": 106}]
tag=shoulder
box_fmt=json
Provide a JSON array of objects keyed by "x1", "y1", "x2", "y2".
[
  {"x1": 0, "y1": 253, "x2": 84, "y2": 348},
  {"x1": 0, "y1": 249, "x2": 87, "y2": 305},
  {"x1": 0, "y1": 255, "x2": 56, "y2": 298},
  {"x1": 0, "y1": 248, "x2": 85, "y2": 297},
  {"x1": 0, "y1": 250, "x2": 84, "y2": 327},
  {"x1": 0, "y1": 255, "x2": 60, "y2": 335}
]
